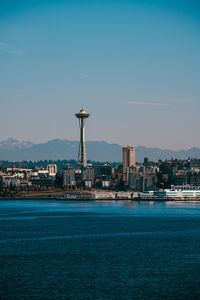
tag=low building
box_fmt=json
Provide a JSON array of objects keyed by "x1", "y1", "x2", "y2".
[
  {"x1": 102, "y1": 180, "x2": 111, "y2": 188},
  {"x1": 31, "y1": 177, "x2": 54, "y2": 188},
  {"x1": 47, "y1": 164, "x2": 58, "y2": 177},
  {"x1": 2, "y1": 177, "x2": 21, "y2": 187},
  {"x1": 94, "y1": 165, "x2": 112, "y2": 179},
  {"x1": 84, "y1": 180, "x2": 92, "y2": 188}
]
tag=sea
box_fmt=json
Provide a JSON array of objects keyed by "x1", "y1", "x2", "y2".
[{"x1": 0, "y1": 199, "x2": 200, "y2": 299}]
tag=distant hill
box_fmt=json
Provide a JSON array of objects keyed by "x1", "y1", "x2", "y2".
[
  {"x1": 0, "y1": 138, "x2": 200, "y2": 162},
  {"x1": 136, "y1": 146, "x2": 200, "y2": 162}
]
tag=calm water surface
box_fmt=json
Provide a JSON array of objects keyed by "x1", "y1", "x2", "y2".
[{"x1": 0, "y1": 200, "x2": 200, "y2": 299}]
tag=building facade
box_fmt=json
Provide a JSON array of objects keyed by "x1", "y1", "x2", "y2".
[
  {"x1": 122, "y1": 146, "x2": 136, "y2": 182},
  {"x1": 47, "y1": 164, "x2": 58, "y2": 177},
  {"x1": 63, "y1": 168, "x2": 75, "y2": 187}
]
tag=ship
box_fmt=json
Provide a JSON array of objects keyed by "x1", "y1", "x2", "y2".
[{"x1": 138, "y1": 185, "x2": 200, "y2": 200}]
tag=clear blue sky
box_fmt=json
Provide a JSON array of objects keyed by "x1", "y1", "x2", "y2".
[{"x1": 0, "y1": 0, "x2": 200, "y2": 149}]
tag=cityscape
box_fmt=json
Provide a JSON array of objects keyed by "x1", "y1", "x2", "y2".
[
  {"x1": 0, "y1": 1, "x2": 200, "y2": 300},
  {"x1": 0, "y1": 107, "x2": 200, "y2": 200}
]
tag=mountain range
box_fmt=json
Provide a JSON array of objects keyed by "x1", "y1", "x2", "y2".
[{"x1": 0, "y1": 138, "x2": 200, "y2": 162}]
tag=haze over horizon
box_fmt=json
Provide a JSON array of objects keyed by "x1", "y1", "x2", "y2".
[
  {"x1": 0, "y1": 0, "x2": 199, "y2": 150},
  {"x1": 1, "y1": 137, "x2": 200, "y2": 153}
]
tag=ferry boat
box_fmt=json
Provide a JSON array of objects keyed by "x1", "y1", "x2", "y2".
[
  {"x1": 138, "y1": 185, "x2": 200, "y2": 200},
  {"x1": 156, "y1": 185, "x2": 200, "y2": 199}
]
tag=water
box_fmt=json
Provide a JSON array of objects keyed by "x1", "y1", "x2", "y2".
[{"x1": 0, "y1": 200, "x2": 200, "y2": 299}]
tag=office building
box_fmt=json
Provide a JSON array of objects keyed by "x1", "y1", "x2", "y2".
[
  {"x1": 122, "y1": 146, "x2": 136, "y2": 182},
  {"x1": 82, "y1": 167, "x2": 94, "y2": 181},
  {"x1": 63, "y1": 167, "x2": 75, "y2": 187}
]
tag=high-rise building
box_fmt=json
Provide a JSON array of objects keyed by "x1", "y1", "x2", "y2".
[
  {"x1": 75, "y1": 108, "x2": 90, "y2": 168},
  {"x1": 122, "y1": 146, "x2": 136, "y2": 182}
]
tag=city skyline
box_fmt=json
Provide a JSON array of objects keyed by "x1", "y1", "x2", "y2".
[{"x1": 0, "y1": 0, "x2": 200, "y2": 150}]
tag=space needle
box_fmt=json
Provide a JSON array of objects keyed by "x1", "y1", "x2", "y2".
[{"x1": 75, "y1": 108, "x2": 90, "y2": 168}]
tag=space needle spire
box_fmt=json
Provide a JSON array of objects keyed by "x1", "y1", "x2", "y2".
[{"x1": 75, "y1": 108, "x2": 90, "y2": 167}]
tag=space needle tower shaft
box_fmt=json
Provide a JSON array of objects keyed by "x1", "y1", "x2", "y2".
[{"x1": 75, "y1": 108, "x2": 90, "y2": 167}]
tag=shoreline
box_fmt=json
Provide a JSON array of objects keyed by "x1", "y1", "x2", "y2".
[{"x1": 0, "y1": 196, "x2": 200, "y2": 202}]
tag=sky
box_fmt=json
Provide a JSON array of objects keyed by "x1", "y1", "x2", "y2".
[{"x1": 0, "y1": 0, "x2": 200, "y2": 150}]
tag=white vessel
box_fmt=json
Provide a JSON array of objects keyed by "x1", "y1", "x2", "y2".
[
  {"x1": 63, "y1": 186, "x2": 200, "y2": 200},
  {"x1": 160, "y1": 185, "x2": 200, "y2": 199}
]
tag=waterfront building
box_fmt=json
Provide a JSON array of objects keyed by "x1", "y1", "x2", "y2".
[
  {"x1": 84, "y1": 180, "x2": 92, "y2": 188},
  {"x1": 102, "y1": 180, "x2": 111, "y2": 188}
]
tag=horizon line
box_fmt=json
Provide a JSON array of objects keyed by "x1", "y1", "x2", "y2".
[{"x1": 0, "y1": 137, "x2": 199, "y2": 152}]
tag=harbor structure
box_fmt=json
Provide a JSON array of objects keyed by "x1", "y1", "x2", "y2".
[
  {"x1": 75, "y1": 108, "x2": 90, "y2": 167},
  {"x1": 63, "y1": 185, "x2": 200, "y2": 200}
]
